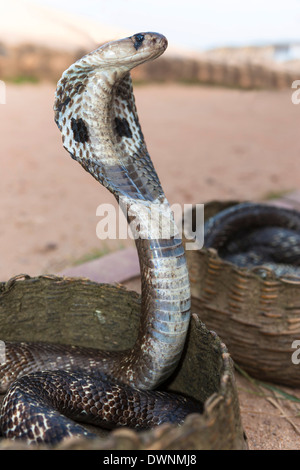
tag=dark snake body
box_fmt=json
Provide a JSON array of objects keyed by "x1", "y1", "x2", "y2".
[
  {"x1": 0, "y1": 33, "x2": 198, "y2": 445},
  {"x1": 204, "y1": 202, "x2": 300, "y2": 278},
  {"x1": 1, "y1": 369, "x2": 198, "y2": 445}
]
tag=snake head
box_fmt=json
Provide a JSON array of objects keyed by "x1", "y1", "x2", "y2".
[{"x1": 85, "y1": 32, "x2": 168, "y2": 71}]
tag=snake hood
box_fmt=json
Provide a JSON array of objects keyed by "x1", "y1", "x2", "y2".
[{"x1": 54, "y1": 32, "x2": 168, "y2": 203}]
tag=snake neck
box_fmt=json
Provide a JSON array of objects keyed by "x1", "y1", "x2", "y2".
[
  {"x1": 118, "y1": 236, "x2": 191, "y2": 390},
  {"x1": 54, "y1": 33, "x2": 191, "y2": 390}
]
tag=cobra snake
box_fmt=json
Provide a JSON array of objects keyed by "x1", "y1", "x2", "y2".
[
  {"x1": 0, "y1": 32, "x2": 299, "y2": 447},
  {"x1": 0, "y1": 33, "x2": 200, "y2": 445}
]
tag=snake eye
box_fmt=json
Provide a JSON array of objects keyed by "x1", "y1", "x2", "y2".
[{"x1": 133, "y1": 33, "x2": 145, "y2": 50}]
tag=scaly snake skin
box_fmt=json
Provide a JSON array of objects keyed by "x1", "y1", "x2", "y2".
[{"x1": 0, "y1": 33, "x2": 199, "y2": 445}]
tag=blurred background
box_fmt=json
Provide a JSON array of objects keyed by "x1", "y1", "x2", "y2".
[
  {"x1": 1, "y1": 0, "x2": 300, "y2": 85},
  {"x1": 1, "y1": 1, "x2": 300, "y2": 450},
  {"x1": 0, "y1": 0, "x2": 299, "y2": 278}
]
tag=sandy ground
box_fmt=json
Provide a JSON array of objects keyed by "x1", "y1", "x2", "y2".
[{"x1": 0, "y1": 83, "x2": 300, "y2": 450}]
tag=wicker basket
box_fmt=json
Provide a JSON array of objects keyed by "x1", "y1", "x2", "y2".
[
  {"x1": 183, "y1": 201, "x2": 300, "y2": 388},
  {"x1": 0, "y1": 274, "x2": 247, "y2": 450}
]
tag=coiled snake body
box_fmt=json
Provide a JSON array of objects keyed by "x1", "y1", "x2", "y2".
[
  {"x1": 0, "y1": 33, "x2": 199, "y2": 445},
  {"x1": 204, "y1": 202, "x2": 300, "y2": 279}
]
